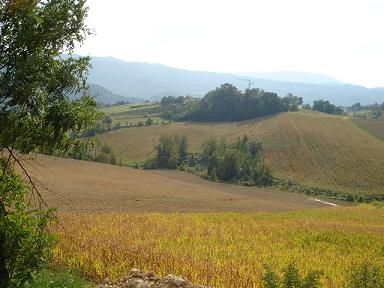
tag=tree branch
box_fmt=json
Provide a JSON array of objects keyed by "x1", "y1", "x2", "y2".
[{"x1": 6, "y1": 148, "x2": 50, "y2": 209}]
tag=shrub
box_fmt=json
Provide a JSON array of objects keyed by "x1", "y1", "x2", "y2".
[
  {"x1": 94, "y1": 152, "x2": 111, "y2": 164},
  {"x1": 145, "y1": 117, "x2": 154, "y2": 126},
  {"x1": 346, "y1": 263, "x2": 384, "y2": 288},
  {"x1": 110, "y1": 152, "x2": 117, "y2": 165},
  {"x1": 155, "y1": 135, "x2": 188, "y2": 169},
  {"x1": 253, "y1": 161, "x2": 273, "y2": 186},
  {"x1": 262, "y1": 262, "x2": 321, "y2": 288},
  {"x1": 101, "y1": 145, "x2": 112, "y2": 154},
  {"x1": 25, "y1": 269, "x2": 93, "y2": 288},
  {"x1": 0, "y1": 165, "x2": 55, "y2": 287}
]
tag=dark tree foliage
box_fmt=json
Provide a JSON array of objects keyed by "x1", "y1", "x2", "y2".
[
  {"x1": 202, "y1": 135, "x2": 273, "y2": 186},
  {"x1": 145, "y1": 117, "x2": 154, "y2": 126},
  {"x1": 160, "y1": 84, "x2": 302, "y2": 122},
  {"x1": 312, "y1": 100, "x2": 343, "y2": 115},
  {"x1": 160, "y1": 95, "x2": 198, "y2": 120},
  {"x1": 282, "y1": 93, "x2": 303, "y2": 112},
  {"x1": 0, "y1": 1, "x2": 99, "y2": 287},
  {"x1": 150, "y1": 134, "x2": 272, "y2": 186},
  {"x1": 155, "y1": 135, "x2": 187, "y2": 169}
]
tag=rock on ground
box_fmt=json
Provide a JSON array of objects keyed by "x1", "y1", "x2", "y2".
[{"x1": 97, "y1": 269, "x2": 211, "y2": 288}]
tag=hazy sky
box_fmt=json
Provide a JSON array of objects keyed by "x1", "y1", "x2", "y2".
[{"x1": 75, "y1": 0, "x2": 384, "y2": 88}]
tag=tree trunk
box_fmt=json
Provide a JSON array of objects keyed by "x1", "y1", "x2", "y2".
[{"x1": 0, "y1": 201, "x2": 9, "y2": 288}]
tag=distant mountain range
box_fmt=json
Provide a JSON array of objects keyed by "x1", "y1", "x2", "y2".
[
  {"x1": 88, "y1": 84, "x2": 143, "y2": 104},
  {"x1": 80, "y1": 56, "x2": 384, "y2": 106},
  {"x1": 237, "y1": 71, "x2": 343, "y2": 85}
]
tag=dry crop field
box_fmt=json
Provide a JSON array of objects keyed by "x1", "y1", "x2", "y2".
[
  {"x1": 22, "y1": 156, "x2": 383, "y2": 287},
  {"x1": 24, "y1": 155, "x2": 332, "y2": 213},
  {"x1": 51, "y1": 207, "x2": 384, "y2": 288},
  {"x1": 100, "y1": 111, "x2": 384, "y2": 196},
  {"x1": 351, "y1": 118, "x2": 384, "y2": 141}
]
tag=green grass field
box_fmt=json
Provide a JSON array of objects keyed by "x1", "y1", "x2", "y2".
[
  {"x1": 100, "y1": 102, "x2": 165, "y2": 126},
  {"x1": 98, "y1": 111, "x2": 384, "y2": 196}
]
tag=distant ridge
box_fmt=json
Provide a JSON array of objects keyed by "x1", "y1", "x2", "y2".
[
  {"x1": 69, "y1": 83, "x2": 144, "y2": 104},
  {"x1": 237, "y1": 71, "x2": 343, "y2": 85},
  {"x1": 81, "y1": 56, "x2": 384, "y2": 105},
  {"x1": 88, "y1": 84, "x2": 144, "y2": 104}
]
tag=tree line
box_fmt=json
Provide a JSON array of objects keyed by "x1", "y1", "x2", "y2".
[
  {"x1": 160, "y1": 83, "x2": 348, "y2": 121},
  {"x1": 311, "y1": 99, "x2": 344, "y2": 115},
  {"x1": 147, "y1": 134, "x2": 273, "y2": 186},
  {"x1": 161, "y1": 83, "x2": 303, "y2": 122}
]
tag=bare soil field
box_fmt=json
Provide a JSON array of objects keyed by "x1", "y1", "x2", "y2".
[{"x1": 22, "y1": 155, "x2": 341, "y2": 213}]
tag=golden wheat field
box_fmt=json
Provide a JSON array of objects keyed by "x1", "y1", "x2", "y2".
[
  {"x1": 51, "y1": 206, "x2": 384, "y2": 288},
  {"x1": 100, "y1": 111, "x2": 384, "y2": 195}
]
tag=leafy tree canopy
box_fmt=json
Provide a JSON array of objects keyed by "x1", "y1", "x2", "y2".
[
  {"x1": 160, "y1": 83, "x2": 303, "y2": 122},
  {"x1": 0, "y1": 1, "x2": 99, "y2": 287},
  {"x1": 312, "y1": 99, "x2": 343, "y2": 115},
  {"x1": 0, "y1": 0, "x2": 99, "y2": 155}
]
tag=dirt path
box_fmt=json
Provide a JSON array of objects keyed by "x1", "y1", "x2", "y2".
[{"x1": 313, "y1": 198, "x2": 339, "y2": 206}]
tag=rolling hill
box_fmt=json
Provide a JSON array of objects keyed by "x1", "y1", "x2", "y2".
[
  {"x1": 99, "y1": 111, "x2": 384, "y2": 196},
  {"x1": 23, "y1": 155, "x2": 333, "y2": 213},
  {"x1": 85, "y1": 56, "x2": 384, "y2": 105},
  {"x1": 89, "y1": 84, "x2": 144, "y2": 104},
  {"x1": 70, "y1": 83, "x2": 144, "y2": 104}
]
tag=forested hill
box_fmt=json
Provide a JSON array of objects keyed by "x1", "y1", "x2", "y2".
[
  {"x1": 160, "y1": 84, "x2": 303, "y2": 121},
  {"x1": 70, "y1": 84, "x2": 144, "y2": 105},
  {"x1": 84, "y1": 56, "x2": 384, "y2": 105}
]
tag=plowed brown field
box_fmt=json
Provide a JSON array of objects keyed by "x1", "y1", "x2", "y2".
[{"x1": 23, "y1": 155, "x2": 338, "y2": 213}]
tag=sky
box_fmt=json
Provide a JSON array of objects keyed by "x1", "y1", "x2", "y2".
[{"x1": 75, "y1": 0, "x2": 384, "y2": 88}]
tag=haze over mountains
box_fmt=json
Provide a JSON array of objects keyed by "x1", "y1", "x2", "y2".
[
  {"x1": 84, "y1": 56, "x2": 384, "y2": 105},
  {"x1": 237, "y1": 71, "x2": 343, "y2": 85}
]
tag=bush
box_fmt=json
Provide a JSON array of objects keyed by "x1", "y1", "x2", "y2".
[
  {"x1": 346, "y1": 263, "x2": 384, "y2": 288},
  {"x1": 25, "y1": 269, "x2": 93, "y2": 288},
  {"x1": 145, "y1": 117, "x2": 154, "y2": 126},
  {"x1": 313, "y1": 99, "x2": 343, "y2": 115},
  {"x1": 101, "y1": 145, "x2": 112, "y2": 154},
  {"x1": 0, "y1": 165, "x2": 55, "y2": 287},
  {"x1": 155, "y1": 135, "x2": 188, "y2": 169},
  {"x1": 253, "y1": 161, "x2": 273, "y2": 186},
  {"x1": 110, "y1": 152, "x2": 117, "y2": 165},
  {"x1": 262, "y1": 263, "x2": 321, "y2": 288},
  {"x1": 94, "y1": 152, "x2": 111, "y2": 164},
  {"x1": 202, "y1": 136, "x2": 273, "y2": 186}
]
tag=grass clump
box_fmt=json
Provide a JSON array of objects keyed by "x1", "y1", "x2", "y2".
[{"x1": 24, "y1": 269, "x2": 94, "y2": 288}]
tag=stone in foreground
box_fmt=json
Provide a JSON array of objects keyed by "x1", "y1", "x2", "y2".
[{"x1": 97, "y1": 269, "x2": 211, "y2": 288}]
